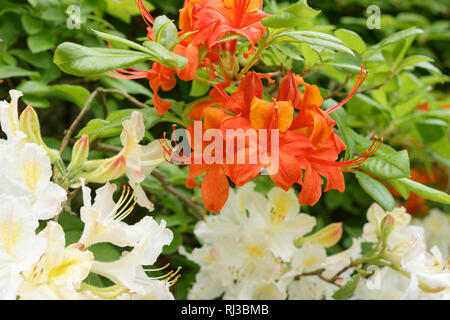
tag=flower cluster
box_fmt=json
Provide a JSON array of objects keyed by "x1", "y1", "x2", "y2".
[
  {"x1": 176, "y1": 68, "x2": 376, "y2": 212},
  {"x1": 182, "y1": 184, "x2": 450, "y2": 300},
  {"x1": 181, "y1": 183, "x2": 356, "y2": 299},
  {"x1": 354, "y1": 204, "x2": 450, "y2": 299},
  {"x1": 0, "y1": 91, "x2": 176, "y2": 300},
  {"x1": 110, "y1": 0, "x2": 269, "y2": 114}
]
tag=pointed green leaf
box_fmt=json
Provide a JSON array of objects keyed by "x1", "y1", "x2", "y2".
[
  {"x1": 53, "y1": 42, "x2": 151, "y2": 76},
  {"x1": 363, "y1": 150, "x2": 410, "y2": 179},
  {"x1": 355, "y1": 172, "x2": 395, "y2": 211}
]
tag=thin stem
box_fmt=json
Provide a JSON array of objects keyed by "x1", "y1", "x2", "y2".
[
  {"x1": 236, "y1": 39, "x2": 271, "y2": 81},
  {"x1": 59, "y1": 88, "x2": 153, "y2": 155}
]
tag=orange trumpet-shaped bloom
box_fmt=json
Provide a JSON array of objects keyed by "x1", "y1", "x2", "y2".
[
  {"x1": 191, "y1": 0, "x2": 270, "y2": 56},
  {"x1": 189, "y1": 71, "x2": 263, "y2": 120}
]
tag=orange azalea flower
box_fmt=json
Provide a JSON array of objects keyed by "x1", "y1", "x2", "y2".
[
  {"x1": 190, "y1": 0, "x2": 270, "y2": 57},
  {"x1": 189, "y1": 71, "x2": 263, "y2": 120},
  {"x1": 185, "y1": 108, "x2": 233, "y2": 212}
]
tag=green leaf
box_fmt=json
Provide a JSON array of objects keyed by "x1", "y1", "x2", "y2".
[
  {"x1": 91, "y1": 29, "x2": 187, "y2": 69},
  {"x1": 261, "y1": 0, "x2": 320, "y2": 29},
  {"x1": 362, "y1": 150, "x2": 410, "y2": 179},
  {"x1": 99, "y1": 76, "x2": 153, "y2": 98},
  {"x1": 142, "y1": 41, "x2": 187, "y2": 69},
  {"x1": 396, "y1": 55, "x2": 434, "y2": 72},
  {"x1": 88, "y1": 243, "x2": 121, "y2": 262},
  {"x1": 334, "y1": 29, "x2": 366, "y2": 54},
  {"x1": 49, "y1": 85, "x2": 91, "y2": 109},
  {"x1": 332, "y1": 274, "x2": 360, "y2": 300},
  {"x1": 77, "y1": 108, "x2": 177, "y2": 141},
  {"x1": 162, "y1": 230, "x2": 183, "y2": 255},
  {"x1": 21, "y1": 15, "x2": 44, "y2": 35},
  {"x1": 53, "y1": 42, "x2": 152, "y2": 76},
  {"x1": 374, "y1": 28, "x2": 423, "y2": 49},
  {"x1": 27, "y1": 32, "x2": 57, "y2": 53},
  {"x1": 153, "y1": 15, "x2": 178, "y2": 49},
  {"x1": 0, "y1": 65, "x2": 38, "y2": 79},
  {"x1": 276, "y1": 31, "x2": 354, "y2": 56},
  {"x1": 105, "y1": 0, "x2": 155, "y2": 23},
  {"x1": 415, "y1": 61, "x2": 442, "y2": 75},
  {"x1": 355, "y1": 171, "x2": 395, "y2": 211},
  {"x1": 394, "y1": 90, "x2": 427, "y2": 117},
  {"x1": 387, "y1": 178, "x2": 410, "y2": 200},
  {"x1": 397, "y1": 178, "x2": 450, "y2": 205}
]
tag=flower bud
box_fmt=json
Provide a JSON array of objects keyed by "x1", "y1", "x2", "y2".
[
  {"x1": 67, "y1": 134, "x2": 89, "y2": 174},
  {"x1": 311, "y1": 223, "x2": 343, "y2": 248},
  {"x1": 19, "y1": 105, "x2": 60, "y2": 163},
  {"x1": 78, "y1": 155, "x2": 126, "y2": 183},
  {"x1": 295, "y1": 222, "x2": 343, "y2": 248},
  {"x1": 380, "y1": 214, "x2": 395, "y2": 247}
]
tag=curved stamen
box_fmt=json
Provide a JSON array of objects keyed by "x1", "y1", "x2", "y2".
[
  {"x1": 306, "y1": 137, "x2": 383, "y2": 171},
  {"x1": 326, "y1": 62, "x2": 368, "y2": 114},
  {"x1": 159, "y1": 126, "x2": 192, "y2": 165},
  {"x1": 136, "y1": 0, "x2": 154, "y2": 25}
]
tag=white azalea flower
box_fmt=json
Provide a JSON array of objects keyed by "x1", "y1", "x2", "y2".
[
  {"x1": 119, "y1": 111, "x2": 167, "y2": 210},
  {"x1": 117, "y1": 278, "x2": 174, "y2": 300},
  {"x1": 412, "y1": 209, "x2": 450, "y2": 258},
  {"x1": 400, "y1": 230, "x2": 450, "y2": 298},
  {"x1": 0, "y1": 142, "x2": 67, "y2": 220},
  {"x1": 194, "y1": 182, "x2": 259, "y2": 243},
  {"x1": 0, "y1": 195, "x2": 47, "y2": 299},
  {"x1": 179, "y1": 246, "x2": 227, "y2": 300},
  {"x1": 79, "y1": 183, "x2": 163, "y2": 248},
  {"x1": 362, "y1": 203, "x2": 411, "y2": 243},
  {"x1": 0, "y1": 89, "x2": 26, "y2": 142},
  {"x1": 246, "y1": 187, "x2": 316, "y2": 261},
  {"x1": 18, "y1": 222, "x2": 94, "y2": 300},
  {"x1": 286, "y1": 239, "x2": 362, "y2": 300},
  {"x1": 291, "y1": 242, "x2": 327, "y2": 273},
  {"x1": 90, "y1": 217, "x2": 173, "y2": 295}
]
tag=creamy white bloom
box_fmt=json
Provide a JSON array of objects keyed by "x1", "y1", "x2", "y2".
[
  {"x1": 18, "y1": 222, "x2": 94, "y2": 300},
  {"x1": 196, "y1": 184, "x2": 315, "y2": 262},
  {"x1": 0, "y1": 142, "x2": 67, "y2": 220},
  {"x1": 286, "y1": 238, "x2": 362, "y2": 300},
  {"x1": 119, "y1": 111, "x2": 167, "y2": 210},
  {"x1": 90, "y1": 217, "x2": 173, "y2": 295},
  {"x1": 79, "y1": 183, "x2": 163, "y2": 248},
  {"x1": 194, "y1": 182, "x2": 259, "y2": 243},
  {"x1": 117, "y1": 277, "x2": 174, "y2": 300},
  {"x1": 362, "y1": 203, "x2": 411, "y2": 243},
  {"x1": 182, "y1": 234, "x2": 285, "y2": 300},
  {"x1": 246, "y1": 187, "x2": 316, "y2": 261},
  {"x1": 0, "y1": 195, "x2": 47, "y2": 299},
  {"x1": 0, "y1": 89, "x2": 25, "y2": 142},
  {"x1": 412, "y1": 209, "x2": 450, "y2": 258},
  {"x1": 399, "y1": 229, "x2": 450, "y2": 298}
]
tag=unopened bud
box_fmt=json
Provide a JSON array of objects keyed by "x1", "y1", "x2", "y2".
[
  {"x1": 19, "y1": 105, "x2": 60, "y2": 163},
  {"x1": 380, "y1": 214, "x2": 395, "y2": 247},
  {"x1": 67, "y1": 134, "x2": 89, "y2": 174},
  {"x1": 296, "y1": 222, "x2": 343, "y2": 248},
  {"x1": 78, "y1": 155, "x2": 126, "y2": 183}
]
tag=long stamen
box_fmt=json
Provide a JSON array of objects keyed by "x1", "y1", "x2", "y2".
[
  {"x1": 105, "y1": 185, "x2": 128, "y2": 220},
  {"x1": 136, "y1": 0, "x2": 154, "y2": 25},
  {"x1": 306, "y1": 137, "x2": 383, "y2": 171},
  {"x1": 144, "y1": 263, "x2": 170, "y2": 272},
  {"x1": 159, "y1": 127, "x2": 191, "y2": 165},
  {"x1": 326, "y1": 62, "x2": 368, "y2": 114},
  {"x1": 114, "y1": 186, "x2": 137, "y2": 221}
]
